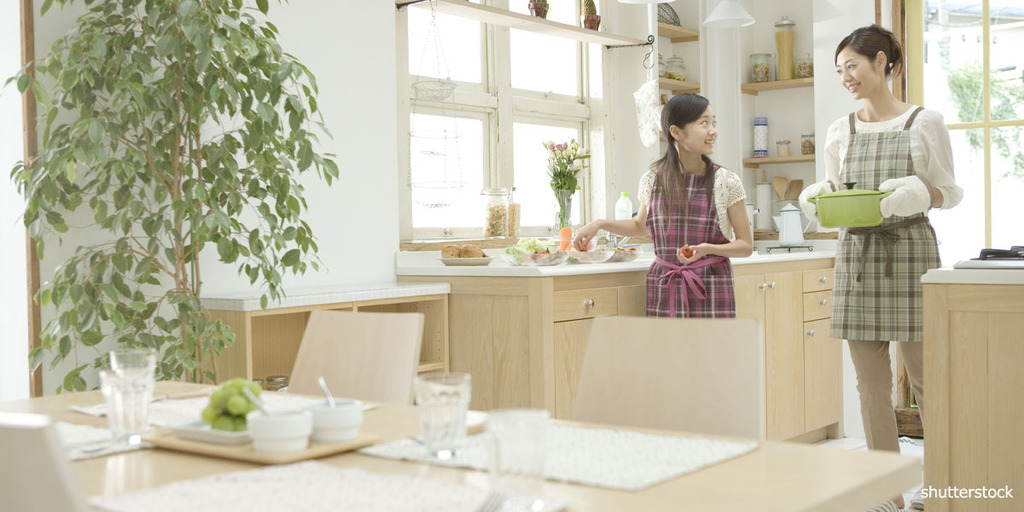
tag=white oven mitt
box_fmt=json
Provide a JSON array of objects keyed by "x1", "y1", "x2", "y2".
[
  {"x1": 633, "y1": 79, "x2": 662, "y2": 148},
  {"x1": 879, "y1": 176, "x2": 932, "y2": 217},
  {"x1": 798, "y1": 180, "x2": 834, "y2": 221}
]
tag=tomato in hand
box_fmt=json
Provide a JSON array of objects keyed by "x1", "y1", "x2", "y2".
[{"x1": 680, "y1": 245, "x2": 694, "y2": 259}]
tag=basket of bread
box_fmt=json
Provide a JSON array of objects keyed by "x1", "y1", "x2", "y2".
[{"x1": 439, "y1": 244, "x2": 493, "y2": 266}]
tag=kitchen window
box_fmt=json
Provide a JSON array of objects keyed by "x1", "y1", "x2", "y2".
[
  {"x1": 907, "y1": 0, "x2": 1024, "y2": 263},
  {"x1": 397, "y1": 1, "x2": 597, "y2": 240}
]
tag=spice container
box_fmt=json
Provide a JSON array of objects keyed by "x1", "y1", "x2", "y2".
[
  {"x1": 664, "y1": 56, "x2": 687, "y2": 81},
  {"x1": 753, "y1": 117, "x2": 769, "y2": 158},
  {"x1": 775, "y1": 16, "x2": 796, "y2": 80},
  {"x1": 507, "y1": 187, "x2": 521, "y2": 238},
  {"x1": 750, "y1": 53, "x2": 771, "y2": 83},
  {"x1": 776, "y1": 139, "x2": 791, "y2": 157},
  {"x1": 796, "y1": 53, "x2": 814, "y2": 78},
  {"x1": 264, "y1": 376, "x2": 288, "y2": 392},
  {"x1": 482, "y1": 187, "x2": 510, "y2": 238},
  {"x1": 801, "y1": 132, "x2": 815, "y2": 155}
]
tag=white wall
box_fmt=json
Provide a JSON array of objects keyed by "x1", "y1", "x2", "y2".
[{"x1": 0, "y1": 0, "x2": 29, "y2": 401}]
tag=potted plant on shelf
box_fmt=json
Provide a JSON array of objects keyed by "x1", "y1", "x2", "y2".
[
  {"x1": 12, "y1": 0, "x2": 338, "y2": 391},
  {"x1": 529, "y1": 0, "x2": 549, "y2": 19},
  {"x1": 582, "y1": 0, "x2": 601, "y2": 30}
]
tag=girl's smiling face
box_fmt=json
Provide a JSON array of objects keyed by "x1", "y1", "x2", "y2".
[
  {"x1": 670, "y1": 106, "x2": 717, "y2": 157},
  {"x1": 835, "y1": 47, "x2": 887, "y2": 100}
]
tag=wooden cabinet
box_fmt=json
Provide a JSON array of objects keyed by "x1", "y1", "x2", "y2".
[{"x1": 734, "y1": 258, "x2": 842, "y2": 441}]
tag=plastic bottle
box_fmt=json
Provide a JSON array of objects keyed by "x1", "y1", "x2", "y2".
[{"x1": 614, "y1": 192, "x2": 633, "y2": 221}]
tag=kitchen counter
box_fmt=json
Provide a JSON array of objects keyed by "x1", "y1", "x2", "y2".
[
  {"x1": 395, "y1": 250, "x2": 836, "y2": 277},
  {"x1": 922, "y1": 267, "x2": 1024, "y2": 285}
]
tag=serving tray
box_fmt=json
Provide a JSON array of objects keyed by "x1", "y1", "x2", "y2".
[{"x1": 144, "y1": 428, "x2": 381, "y2": 465}]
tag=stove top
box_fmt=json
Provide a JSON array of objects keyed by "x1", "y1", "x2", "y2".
[{"x1": 953, "y1": 246, "x2": 1024, "y2": 269}]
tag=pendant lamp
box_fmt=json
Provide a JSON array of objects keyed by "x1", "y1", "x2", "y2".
[{"x1": 703, "y1": 0, "x2": 754, "y2": 28}]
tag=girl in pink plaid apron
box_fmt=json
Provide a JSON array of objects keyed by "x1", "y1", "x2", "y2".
[{"x1": 574, "y1": 93, "x2": 754, "y2": 318}]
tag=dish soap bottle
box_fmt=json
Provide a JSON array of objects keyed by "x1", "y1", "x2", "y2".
[{"x1": 611, "y1": 192, "x2": 633, "y2": 248}]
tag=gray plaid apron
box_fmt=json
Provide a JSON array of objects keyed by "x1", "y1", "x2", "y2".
[{"x1": 832, "y1": 107, "x2": 941, "y2": 342}]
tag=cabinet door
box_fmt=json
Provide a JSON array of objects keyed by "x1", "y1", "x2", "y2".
[
  {"x1": 804, "y1": 318, "x2": 842, "y2": 431},
  {"x1": 554, "y1": 319, "x2": 595, "y2": 420},
  {"x1": 733, "y1": 274, "x2": 766, "y2": 324},
  {"x1": 765, "y1": 271, "x2": 805, "y2": 440},
  {"x1": 617, "y1": 285, "x2": 647, "y2": 317}
]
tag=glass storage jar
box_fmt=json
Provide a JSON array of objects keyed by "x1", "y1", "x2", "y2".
[
  {"x1": 796, "y1": 52, "x2": 814, "y2": 78},
  {"x1": 801, "y1": 132, "x2": 815, "y2": 155},
  {"x1": 664, "y1": 56, "x2": 687, "y2": 81},
  {"x1": 774, "y1": 16, "x2": 796, "y2": 80},
  {"x1": 482, "y1": 187, "x2": 510, "y2": 238},
  {"x1": 507, "y1": 187, "x2": 521, "y2": 238},
  {"x1": 750, "y1": 53, "x2": 771, "y2": 83},
  {"x1": 776, "y1": 139, "x2": 791, "y2": 157},
  {"x1": 658, "y1": 53, "x2": 666, "y2": 77}
]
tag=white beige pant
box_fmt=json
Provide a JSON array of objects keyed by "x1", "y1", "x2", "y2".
[{"x1": 847, "y1": 340, "x2": 925, "y2": 452}]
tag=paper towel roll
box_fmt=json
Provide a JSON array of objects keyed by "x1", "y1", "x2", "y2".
[{"x1": 755, "y1": 183, "x2": 772, "y2": 230}]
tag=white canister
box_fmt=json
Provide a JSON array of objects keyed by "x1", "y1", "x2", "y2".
[
  {"x1": 755, "y1": 183, "x2": 772, "y2": 230},
  {"x1": 753, "y1": 117, "x2": 768, "y2": 158}
]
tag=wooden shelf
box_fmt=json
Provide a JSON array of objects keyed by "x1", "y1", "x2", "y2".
[
  {"x1": 742, "y1": 154, "x2": 815, "y2": 168},
  {"x1": 658, "y1": 77, "x2": 700, "y2": 94},
  {"x1": 657, "y1": 22, "x2": 699, "y2": 43},
  {"x1": 741, "y1": 77, "x2": 814, "y2": 95},
  {"x1": 399, "y1": 0, "x2": 645, "y2": 47},
  {"x1": 417, "y1": 361, "x2": 446, "y2": 373}
]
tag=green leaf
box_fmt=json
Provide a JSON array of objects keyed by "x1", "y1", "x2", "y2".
[
  {"x1": 281, "y1": 248, "x2": 300, "y2": 267},
  {"x1": 40, "y1": 289, "x2": 52, "y2": 306},
  {"x1": 17, "y1": 74, "x2": 31, "y2": 93},
  {"x1": 256, "y1": 0, "x2": 268, "y2": 14},
  {"x1": 82, "y1": 330, "x2": 103, "y2": 346},
  {"x1": 29, "y1": 347, "x2": 45, "y2": 371},
  {"x1": 40, "y1": 0, "x2": 54, "y2": 16},
  {"x1": 30, "y1": 79, "x2": 50, "y2": 104}
]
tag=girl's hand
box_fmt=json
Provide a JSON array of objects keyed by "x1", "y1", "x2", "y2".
[
  {"x1": 677, "y1": 243, "x2": 713, "y2": 264},
  {"x1": 573, "y1": 223, "x2": 600, "y2": 251}
]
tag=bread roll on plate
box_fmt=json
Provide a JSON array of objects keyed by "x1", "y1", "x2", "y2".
[
  {"x1": 441, "y1": 245, "x2": 461, "y2": 258},
  {"x1": 459, "y1": 244, "x2": 485, "y2": 258}
]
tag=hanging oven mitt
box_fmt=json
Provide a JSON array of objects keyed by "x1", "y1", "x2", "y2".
[
  {"x1": 633, "y1": 79, "x2": 662, "y2": 148},
  {"x1": 879, "y1": 176, "x2": 933, "y2": 217}
]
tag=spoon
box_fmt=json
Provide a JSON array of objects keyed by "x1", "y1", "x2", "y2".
[
  {"x1": 242, "y1": 387, "x2": 270, "y2": 416},
  {"x1": 317, "y1": 376, "x2": 337, "y2": 408}
]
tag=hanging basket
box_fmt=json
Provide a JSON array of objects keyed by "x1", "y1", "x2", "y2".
[
  {"x1": 657, "y1": 3, "x2": 681, "y2": 26},
  {"x1": 411, "y1": 79, "x2": 457, "y2": 102}
]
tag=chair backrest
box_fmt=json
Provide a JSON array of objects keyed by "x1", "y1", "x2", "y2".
[
  {"x1": 0, "y1": 412, "x2": 88, "y2": 512},
  {"x1": 572, "y1": 316, "x2": 765, "y2": 439},
  {"x1": 288, "y1": 310, "x2": 425, "y2": 404}
]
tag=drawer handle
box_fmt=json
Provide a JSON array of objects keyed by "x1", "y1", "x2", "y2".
[
  {"x1": 819, "y1": 299, "x2": 828, "y2": 307},
  {"x1": 584, "y1": 299, "x2": 595, "y2": 309},
  {"x1": 807, "y1": 329, "x2": 816, "y2": 337},
  {"x1": 819, "y1": 276, "x2": 827, "y2": 284},
  {"x1": 768, "y1": 281, "x2": 776, "y2": 290}
]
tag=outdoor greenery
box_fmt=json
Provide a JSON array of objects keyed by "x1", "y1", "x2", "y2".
[
  {"x1": 946, "y1": 62, "x2": 1024, "y2": 179},
  {"x1": 10, "y1": 0, "x2": 338, "y2": 391}
]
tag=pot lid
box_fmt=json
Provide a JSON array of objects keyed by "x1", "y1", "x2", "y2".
[{"x1": 819, "y1": 188, "x2": 885, "y2": 198}]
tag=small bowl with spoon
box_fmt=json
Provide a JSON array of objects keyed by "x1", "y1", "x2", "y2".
[
  {"x1": 305, "y1": 376, "x2": 364, "y2": 443},
  {"x1": 243, "y1": 387, "x2": 313, "y2": 453}
]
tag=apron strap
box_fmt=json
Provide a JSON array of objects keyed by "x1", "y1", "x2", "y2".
[
  {"x1": 848, "y1": 217, "x2": 929, "y2": 282},
  {"x1": 848, "y1": 112, "x2": 858, "y2": 135},
  {"x1": 653, "y1": 256, "x2": 726, "y2": 317},
  {"x1": 903, "y1": 106, "x2": 925, "y2": 130}
]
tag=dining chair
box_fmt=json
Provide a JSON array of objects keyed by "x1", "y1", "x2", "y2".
[
  {"x1": 572, "y1": 316, "x2": 766, "y2": 439},
  {"x1": 0, "y1": 412, "x2": 88, "y2": 512},
  {"x1": 288, "y1": 310, "x2": 425, "y2": 404}
]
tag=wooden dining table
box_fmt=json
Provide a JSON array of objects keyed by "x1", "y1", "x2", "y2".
[{"x1": 1, "y1": 381, "x2": 921, "y2": 511}]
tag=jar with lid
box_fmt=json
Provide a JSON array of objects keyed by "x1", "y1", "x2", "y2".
[
  {"x1": 658, "y1": 53, "x2": 666, "y2": 77},
  {"x1": 264, "y1": 375, "x2": 288, "y2": 392},
  {"x1": 795, "y1": 52, "x2": 814, "y2": 78},
  {"x1": 776, "y1": 139, "x2": 792, "y2": 157},
  {"x1": 774, "y1": 16, "x2": 796, "y2": 80},
  {"x1": 750, "y1": 53, "x2": 771, "y2": 83},
  {"x1": 482, "y1": 187, "x2": 510, "y2": 238},
  {"x1": 664, "y1": 56, "x2": 687, "y2": 81},
  {"x1": 507, "y1": 187, "x2": 521, "y2": 238},
  {"x1": 801, "y1": 132, "x2": 815, "y2": 155}
]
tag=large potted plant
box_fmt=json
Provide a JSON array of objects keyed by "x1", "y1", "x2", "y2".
[{"x1": 12, "y1": 0, "x2": 338, "y2": 391}]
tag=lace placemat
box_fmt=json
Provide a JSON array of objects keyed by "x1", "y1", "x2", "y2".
[
  {"x1": 55, "y1": 422, "x2": 149, "y2": 460},
  {"x1": 71, "y1": 393, "x2": 326, "y2": 427},
  {"x1": 89, "y1": 461, "x2": 560, "y2": 512},
  {"x1": 360, "y1": 424, "x2": 759, "y2": 491}
]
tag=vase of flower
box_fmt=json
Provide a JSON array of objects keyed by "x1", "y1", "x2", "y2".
[
  {"x1": 529, "y1": 1, "x2": 549, "y2": 19},
  {"x1": 554, "y1": 188, "x2": 574, "y2": 229}
]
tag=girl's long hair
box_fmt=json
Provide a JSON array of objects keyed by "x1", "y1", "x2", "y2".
[{"x1": 651, "y1": 93, "x2": 716, "y2": 219}]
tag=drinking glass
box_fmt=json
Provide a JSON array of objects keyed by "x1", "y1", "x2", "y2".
[
  {"x1": 414, "y1": 372, "x2": 471, "y2": 459},
  {"x1": 487, "y1": 409, "x2": 550, "y2": 511},
  {"x1": 99, "y1": 369, "x2": 154, "y2": 445}
]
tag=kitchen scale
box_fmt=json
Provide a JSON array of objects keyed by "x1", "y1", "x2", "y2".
[{"x1": 952, "y1": 246, "x2": 1024, "y2": 269}]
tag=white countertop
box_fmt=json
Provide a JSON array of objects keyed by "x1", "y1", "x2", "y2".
[
  {"x1": 922, "y1": 268, "x2": 1024, "y2": 285},
  {"x1": 395, "y1": 250, "x2": 836, "y2": 277},
  {"x1": 201, "y1": 281, "x2": 451, "y2": 311}
]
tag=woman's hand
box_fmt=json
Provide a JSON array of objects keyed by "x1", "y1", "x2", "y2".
[
  {"x1": 573, "y1": 222, "x2": 601, "y2": 251},
  {"x1": 677, "y1": 243, "x2": 714, "y2": 264}
]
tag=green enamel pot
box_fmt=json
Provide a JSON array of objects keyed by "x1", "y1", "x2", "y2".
[{"x1": 808, "y1": 184, "x2": 893, "y2": 228}]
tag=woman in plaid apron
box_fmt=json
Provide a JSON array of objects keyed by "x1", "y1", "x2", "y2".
[
  {"x1": 574, "y1": 93, "x2": 753, "y2": 317},
  {"x1": 799, "y1": 26, "x2": 961, "y2": 510}
]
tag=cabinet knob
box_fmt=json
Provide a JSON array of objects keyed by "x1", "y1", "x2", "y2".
[
  {"x1": 768, "y1": 281, "x2": 776, "y2": 290},
  {"x1": 807, "y1": 329, "x2": 816, "y2": 337},
  {"x1": 819, "y1": 276, "x2": 827, "y2": 284},
  {"x1": 819, "y1": 299, "x2": 828, "y2": 307},
  {"x1": 758, "y1": 283, "x2": 768, "y2": 291},
  {"x1": 584, "y1": 298, "x2": 595, "y2": 309}
]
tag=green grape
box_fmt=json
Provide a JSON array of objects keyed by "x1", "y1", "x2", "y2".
[
  {"x1": 226, "y1": 395, "x2": 249, "y2": 415},
  {"x1": 246, "y1": 401, "x2": 259, "y2": 414},
  {"x1": 232, "y1": 416, "x2": 247, "y2": 432},
  {"x1": 211, "y1": 414, "x2": 234, "y2": 431},
  {"x1": 245, "y1": 381, "x2": 261, "y2": 397},
  {"x1": 201, "y1": 405, "x2": 218, "y2": 424}
]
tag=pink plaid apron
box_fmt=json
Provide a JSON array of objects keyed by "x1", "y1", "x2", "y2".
[{"x1": 646, "y1": 166, "x2": 736, "y2": 318}]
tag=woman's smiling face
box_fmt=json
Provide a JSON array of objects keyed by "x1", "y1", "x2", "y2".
[
  {"x1": 671, "y1": 106, "x2": 717, "y2": 156},
  {"x1": 835, "y1": 47, "x2": 887, "y2": 100}
]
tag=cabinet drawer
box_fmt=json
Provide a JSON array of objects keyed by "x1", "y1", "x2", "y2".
[
  {"x1": 554, "y1": 288, "x2": 619, "y2": 322},
  {"x1": 803, "y1": 268, "x2": 834, "y2": 292},
  {"x1": 803, "y1": 290, "x2": 833, "y2": 322}
]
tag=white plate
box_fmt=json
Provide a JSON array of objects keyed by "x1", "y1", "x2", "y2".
[
  {"x1": 439, "y1": 256, "x2": 494, "y2": 266},
  {"x1": 171, "y1": 421, "x2": 251, "y2": 445},
  {"x1": 567, "y1": 250, "x2": 615, "y2": 264}
]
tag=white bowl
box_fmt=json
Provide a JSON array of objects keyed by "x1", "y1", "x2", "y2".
[
  {"x1": 306, "y1": 399, "x2": 364, "y2": 443},
  {"x1": 245, "y1": 410, "x2": 313, "y2": 453},
  {"x1": 568, "y1": 250, "x2": 614, "y2": 264}
]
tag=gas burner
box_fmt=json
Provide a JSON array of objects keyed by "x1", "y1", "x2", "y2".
[{"x1": 765, "y1": 245, "x2": 814, "y2": 254}]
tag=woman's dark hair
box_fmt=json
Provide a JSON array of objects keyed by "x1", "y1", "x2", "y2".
[
  {"x1": 651, "y1": 93, "x2": 716, "y2": 219},
  {"x1": 835, "y1": 24, "x2": 904, "y2": 78}
]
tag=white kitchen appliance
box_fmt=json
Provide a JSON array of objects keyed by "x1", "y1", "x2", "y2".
[{"x1": 953, "y1": 247, "x2": 1024, "y2": 269}]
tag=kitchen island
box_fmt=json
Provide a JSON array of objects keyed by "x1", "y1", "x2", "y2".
[
  {"x1": 921, "y1": 269, "x2": 1024, "y2": 512},
  {"x1": 397, "y1": 249, "x2": 842, "y2": 441}
]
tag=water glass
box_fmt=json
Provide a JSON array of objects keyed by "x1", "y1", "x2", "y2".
[
  {"x1": 487, "y1": 409, "x2": 549, "y2": 511},
  {"x1": 414, "y1": 372, "x2": 471, "y2": 459},
  {"x1": 108, "y1": 347, "x2": 157, "y2": 376},
  {"x1": 99, "y1": 369, "x2": 154, "y2": 445}
]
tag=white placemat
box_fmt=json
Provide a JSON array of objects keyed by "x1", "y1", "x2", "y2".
[
  {"x1": 360, "y1": 424, "x2": 760, "y2": 491},
  {"x1": 71, "y1": 393, "x2": 326, "y2": 427},
  {"x1": 55, "y1": 422, "x2": 149, "y2": 460},
  {"x1": 90, "y1": 461, "x2": 558, "y2": 512}
]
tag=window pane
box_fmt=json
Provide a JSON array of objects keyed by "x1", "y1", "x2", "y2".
[
  {"x1": 990, "y1": 126, "x2": 1024, "y2": 249},
  {"x1": 409, "y1": 114, "x2": 484, "y2": 229},
  {"x1": 923, "y1": 2, "x2": 983, "y2": 123},
  {"x1": 989, "y1": 14, "x2": 1024, "y2": 121},
  {"x1": 408, "y1": 5, "x2": 481, "y2": 84},
  {"x1": 513, "y1": 122, "x2": 583, "y2": 229},
  {"x1": 509, "y1": 2, "x2": 579, "y2": 95},
  {"x1": 928, "y1": 129, "x2": 985, "y2": 265}
]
